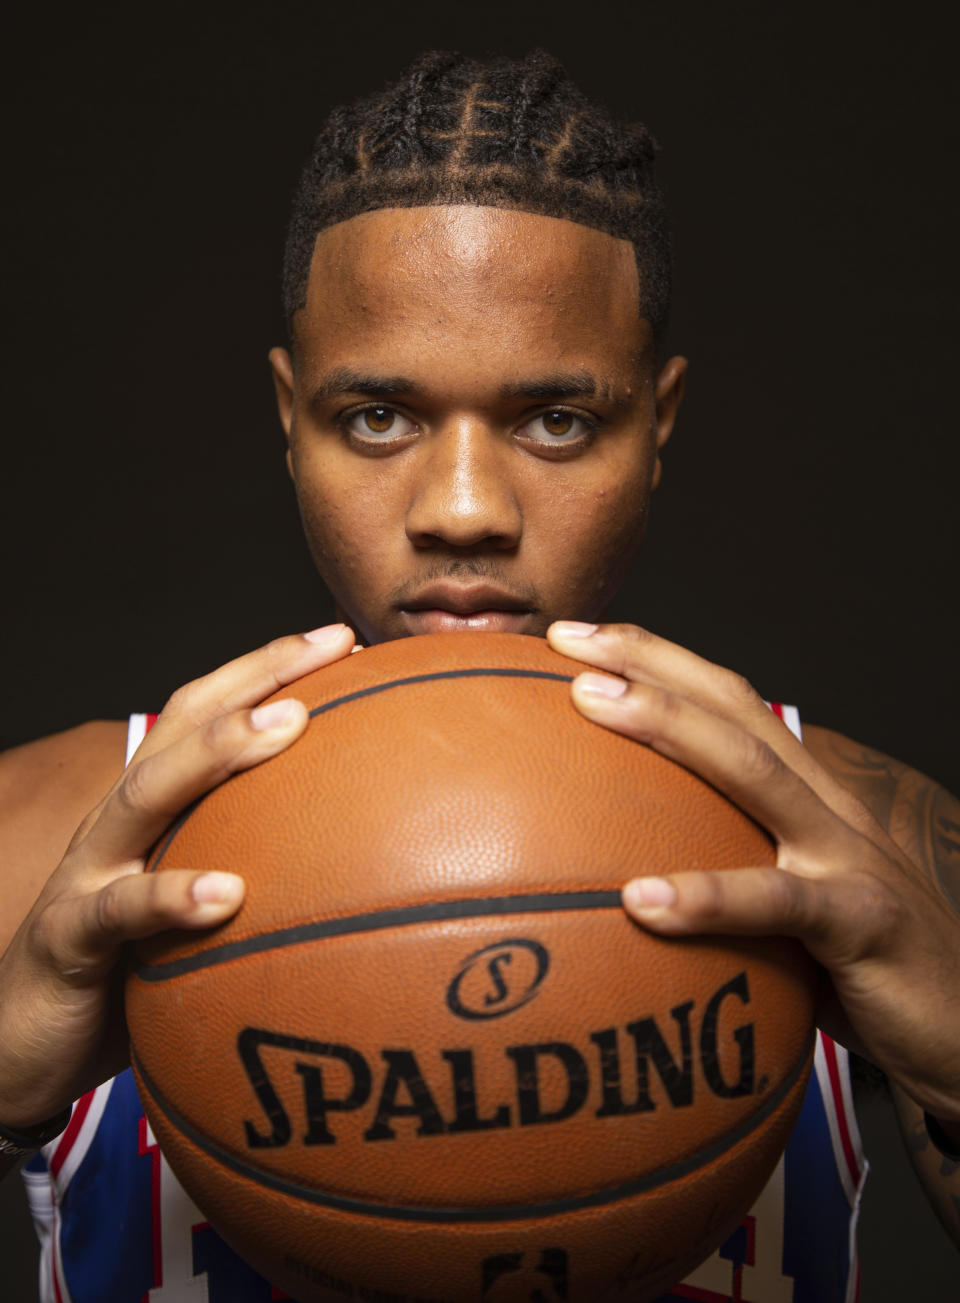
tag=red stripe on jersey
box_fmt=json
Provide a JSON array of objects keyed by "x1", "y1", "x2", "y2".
[
  {"x1": 821, "y1": 1035, "x2": 862, "y2": 1191},
  {"x1": 743, "y1": 1212, "x2": 756, "y2": 1266},
  {"x1": 769, "y1": 701, "x2": 785, "y2": 720},
  {"x1": 49, "y1": 1090, "x2": 95, "y2": 1178},
  {"x1": 138, "y1": 1114, "x2": 164, "y2": 1293},
  {"x1": 146, "y1": 712, "x2": 159, "y2": 733}
]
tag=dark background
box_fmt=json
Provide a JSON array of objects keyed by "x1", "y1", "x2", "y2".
[{"x1": 1, "y1": 1, "x2": 957, "y2": 1298}]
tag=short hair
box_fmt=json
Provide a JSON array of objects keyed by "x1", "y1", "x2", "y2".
[{"x1": 282, "y1": 50, "x2": 671, "y2": 347}]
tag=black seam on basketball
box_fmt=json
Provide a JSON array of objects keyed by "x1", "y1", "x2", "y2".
[
  {"x1": 131, "y1": 892, "x2": 623, "y2": 981},
  {"x1": 146, "y1": 666, "x2": 573, "y2": 876},
  {"x1": 132, "y1": 1031, "x2": 815, "y2": 1223},
  {"x1": 305, "y1": 668, "x2": 574, "y2": 720}
]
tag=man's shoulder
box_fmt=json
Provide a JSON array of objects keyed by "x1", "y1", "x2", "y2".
[
  {"x1": 802, "y1": 722, "x2": 946, "y2": 799},
  {"x1": 1, "y1": 717, "x2": 126, "y2": 774},
  {"x1": 0, "y1": 720, "x2": 128, "y2": 953},
  {"x1": 0, "y1": 720, "x2": 128, "y2": 819}
]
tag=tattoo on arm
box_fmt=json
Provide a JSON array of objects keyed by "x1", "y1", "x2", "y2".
[
  {"x1": 809, "y1": 732, "x2": 960, "y2": 1243},
  {"x1": 933, "y1": 812, "x2": 960, "y2": 910},
  {"x1": 906, "y1": 1113, "x2": 960, "y2": 1178},
  {"x1": 892, "y1": 1087, "x2": 960, "y2": 1246},
  {"x1": 811, "y1": 731, "x2": 960, "y2": 911}
]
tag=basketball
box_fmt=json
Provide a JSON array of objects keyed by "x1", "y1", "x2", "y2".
[{"x1": 126, "y1": 632, "x2": 816, "y2": 1303}]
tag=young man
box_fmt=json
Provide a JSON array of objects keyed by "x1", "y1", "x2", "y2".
[{"x1": 1, "y1": 50, "x2": 957, "y2": 1302}]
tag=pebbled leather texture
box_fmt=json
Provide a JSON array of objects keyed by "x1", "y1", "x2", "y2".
[{"x1": 127, "y1": 632, "x2": 815, "y2": 1303}]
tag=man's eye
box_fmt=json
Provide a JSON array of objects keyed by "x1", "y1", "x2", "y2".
[
  {"x1": 518, "y1": 410, "x2": 595, "y2": 445},
  {"x1": 342, "y1": 406, "x2": 416, "y2": 440}
]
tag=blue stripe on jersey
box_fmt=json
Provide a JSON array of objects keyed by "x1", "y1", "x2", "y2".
[
  {"x1": 782, "y1": 1067, "x2": 856, "y2": 1300},
  {"x1": 57, "y1": 1071, "x2": 156, "y2": 1301},
  {"x1": 38, "y1": 1071, "x2": 276, "y2": 1302}
]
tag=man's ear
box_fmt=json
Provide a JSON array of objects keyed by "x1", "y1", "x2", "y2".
[
  {"x1": 651, "y1": 355, "x2": 687, "y2": 489},
  {"x1": 268, "y1": 346, "x2": 295, "y2": 477}
]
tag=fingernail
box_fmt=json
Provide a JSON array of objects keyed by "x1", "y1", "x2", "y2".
[
  {"x1": 250, "y1": 699, "x2": 299, "y2": 730},
  {"x1": 552, "y1": 620, "x2": 599, "y2": 638},
  {"x1": 624, "y1": 877, "x2": 678, "y2": 912},
  {"x1": 577, "y1": 672, "x2": 628, "y2": 699},
  {"x1": 303, "y1": 623, "x2": 347, "y2": 644},
  {"x1": 191, "y1": 872, "x2": 244, "y2": 905}
]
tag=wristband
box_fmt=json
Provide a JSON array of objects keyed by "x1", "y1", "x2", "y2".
[
  {"x1": 0, "y1": 1108, "x2": 71, "y2": 1157},
  {"x1": 924, "y1": 1111, "x2": 960, "y2": 1161}
]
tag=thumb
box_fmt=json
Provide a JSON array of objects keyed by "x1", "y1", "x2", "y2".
[
  {"x1": 38, "y1": 869, "x2": 245, "y2": 983},
  {"x1": 620, "y1": 865, "x2": 877, "y2": 971}
]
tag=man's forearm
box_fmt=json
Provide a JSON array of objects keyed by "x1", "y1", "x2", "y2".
[{"x1": 891, "y1": 1083, "x2": 960, "y2": 1249}]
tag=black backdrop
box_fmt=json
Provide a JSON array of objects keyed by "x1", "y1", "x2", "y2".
[
  {"x1": 4, "y1": 1, "x2": 958, "y2": 783},
  {"x1": 1, "y1": 1, "x2": 958, "y2": 1296}
]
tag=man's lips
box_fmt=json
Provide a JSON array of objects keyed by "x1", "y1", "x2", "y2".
[
  {"x1": 399, "y1": 609, "x2": 536, "y2": 634},
  {"x1": 399, "y1": 582, "x2": 534, "y2": 617},
  {"x1": 397, "y1": 583, "x2": 536, "y2": 635}
]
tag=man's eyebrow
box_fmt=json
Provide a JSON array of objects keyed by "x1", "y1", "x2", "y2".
[
  {"x1": 307, "y1": 368, "x2": 634, "y2": 407},
  {"x1": 499, "y1": 373, "x2": 628, "y2": 405},
  {"x1": 308, "y1": 368, "x2": 418, "y2": 404}
]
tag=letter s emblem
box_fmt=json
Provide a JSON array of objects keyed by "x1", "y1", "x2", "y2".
[{"x1": 446, "y1": 939, "x2": 550, "y2": 1021}]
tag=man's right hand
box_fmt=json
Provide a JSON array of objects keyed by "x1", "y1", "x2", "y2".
[{"x1": 0, "y1": 623, "x2": 355, "y2": 1150}]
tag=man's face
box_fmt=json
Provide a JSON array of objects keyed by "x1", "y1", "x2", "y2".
[{"x1": 271, "y1": 206, "x2": 685, "y2": 645}]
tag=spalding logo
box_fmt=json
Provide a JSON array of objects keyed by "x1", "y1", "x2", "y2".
[
  {"x1": 237, "y1": 971, "x2": 758, "y2": 1149},
  {"x1": 446, "y1": 939, "x2": 550, "y2": 1020}
]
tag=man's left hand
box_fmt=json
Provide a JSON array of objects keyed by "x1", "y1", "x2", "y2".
[{"x1": 547, "y1": 619, "x2": 960, "y2": 1134}]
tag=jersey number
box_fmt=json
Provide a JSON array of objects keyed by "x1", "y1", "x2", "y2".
[
  {"x1": 674, "y1": 1157, "x2": 795, "y2": 1302},
  {"x1": 139, "y1": 1119, "x2": 289, "y2": 1302}
]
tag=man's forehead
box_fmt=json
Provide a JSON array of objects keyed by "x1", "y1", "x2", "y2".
[
  {"x1": 304, "y1": 205, "x2": 639, "y2": 303},
  {"x1": 294, "y1": 205, "x2": 650, "y2": 374}
]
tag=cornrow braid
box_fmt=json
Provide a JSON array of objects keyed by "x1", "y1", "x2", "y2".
[{"x1": 283, "y1": 50, "x2": 671, "y2": 345}]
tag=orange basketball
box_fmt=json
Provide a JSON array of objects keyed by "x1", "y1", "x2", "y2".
[{"x1": 126, "y1": 632, "x2": 815, "y2": 1303}]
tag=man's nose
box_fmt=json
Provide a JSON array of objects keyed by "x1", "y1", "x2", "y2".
[{"x1": 405, "y1": 422, "x2": 522, "y2": 550}]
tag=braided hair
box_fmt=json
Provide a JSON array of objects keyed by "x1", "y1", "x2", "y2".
[{"x1": 283, "y1": 50, "x2": 671, "y2": 344}]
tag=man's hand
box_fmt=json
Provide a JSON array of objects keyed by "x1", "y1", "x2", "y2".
[
  {"x1": 547, "y1": 620, "x2": 960, "y2": 1130},
  {"x1": 0, "y1": 623, "x2": 355, "y2": 1138}
]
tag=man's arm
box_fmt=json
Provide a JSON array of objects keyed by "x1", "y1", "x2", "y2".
[
  {"x1": 802, "y1": 726, "x2": 960, "y2": 910},
  {"x1": 803, "y1": 724, "x2": 960, "y2": 1245},
  {"x1": 0, "y1": 625, "x2": 356, "y2": 1181},
  {"x1": 0, "y1": 722, "x2": 128, "y2": 955},
  {"x1": 543, "y1": 620, "x2": 960, "y2": 1257},
  {"x1": 0, "y1": 722, "x2": 127, "y2": 1177}
]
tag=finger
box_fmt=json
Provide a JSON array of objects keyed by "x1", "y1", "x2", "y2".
[
  {"x1": 36, "y1": 869, "x2": 247, "y2": 981},
  {"x1": 620, "y1": 866, "x2": 890, "y2": 970},
  {"x1": 549, "y1": 621, "x2": 769, "y2": 724},
  {"x1": 137, "y1": 623, "x2": 355, "y2": 756},
  {"x1": 82, "y1": 697, "x2": 309, "y2": 865},
  {"x1": 569, "y1": 673, "x2": 851, "y2": 855},
  {"x1": 551, "y1": 612, "x2": 890, "y2": 844},
  {"x1": 68, "y1": 625, "x2": 353, "y2": 861},
  {"x1": 79, "y1": 624, "x2": 353, "y2": 839},
  {"x1": 549, "y1": 619, "x2": 825, "y2": 778}
]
